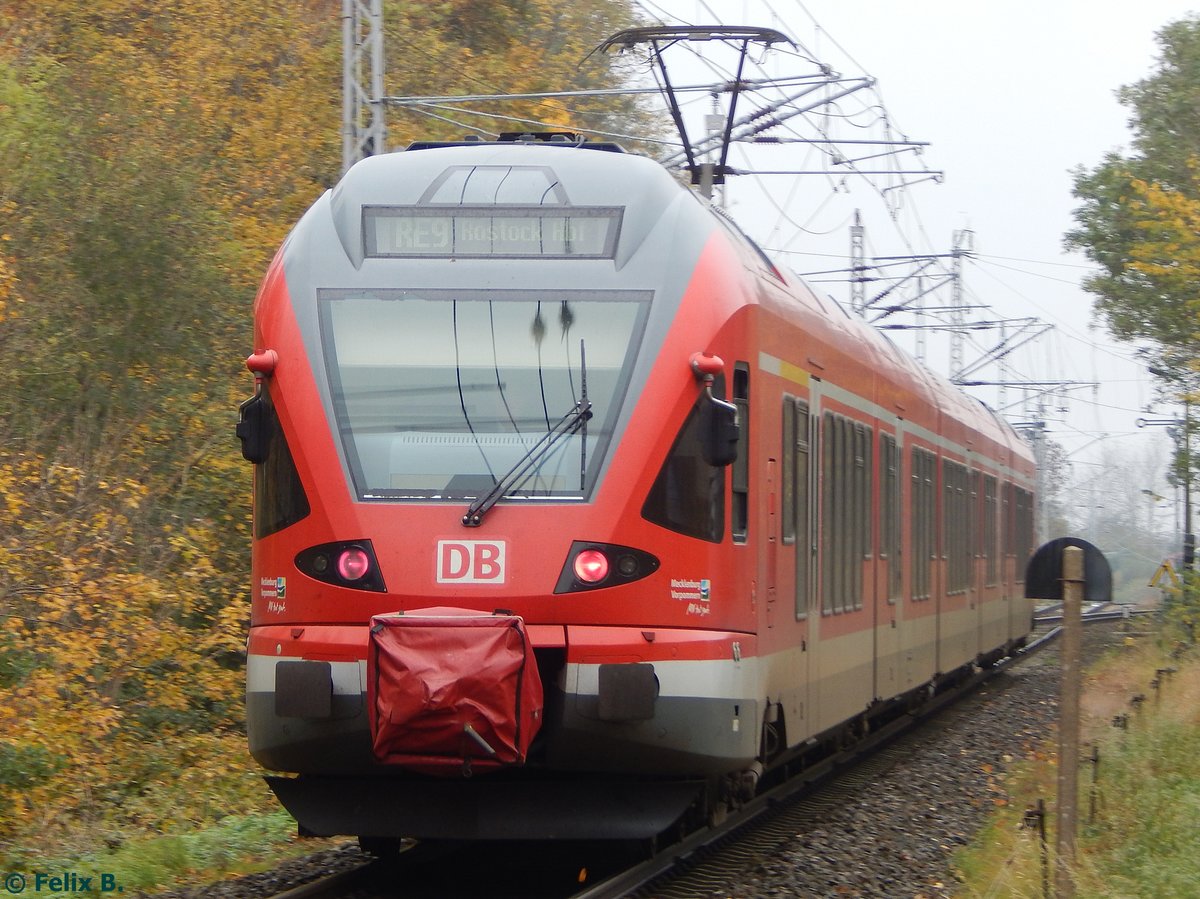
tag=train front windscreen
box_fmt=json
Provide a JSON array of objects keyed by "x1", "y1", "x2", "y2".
[{"x1": 318, "y1": 287, "x2": 651, "y2": 502}]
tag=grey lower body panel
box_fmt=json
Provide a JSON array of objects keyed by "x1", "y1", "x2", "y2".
[
  {"x1": 248, "y1": 661, "x2": 757, "y2": 840},
  {"x1": 247, "y1": 688, "x2": 758, "y2": 777},
  {"x1": 266, "y1": 773, "x2": 707, "y2": 840},
  {"x1": 248, "y1": 692, "x2": 378, "y2": 773}
]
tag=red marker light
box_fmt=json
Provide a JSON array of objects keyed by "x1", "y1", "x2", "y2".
[
  {"x1": 573, "y1": 549, "x2": 609, "y2": 584},
  {"x1": 689, "y1": 351, "x2": 725, "y2": 380},
  {"x1": 337, "y1": 547, "x2": 371, "y2": 581},
  {"x1": 246, "y1": 349, "x2": 278, "y2": 377}
]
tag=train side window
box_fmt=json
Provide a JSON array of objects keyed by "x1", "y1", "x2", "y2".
[
  {"x1": 795, "y1": 400, "x2": 811, "y2": 619},
  {"x1": 924, "y1": 450, "x2": 935, "y2": 599},
  {"x1": 926, "y1": 450, "x2": 936, "y2": 599},
  {"x1": 642, "y1": 381, "x2": 727, "y2": 543},
  {"x1": 853, "y1": 421, "x2": 871, "y2": 611},
  {"x1": 1026, "y1": 488, "x2": 1035, "y2": 555},
  {"x1": 731, "y1": 362, "x2": 750, "y2": 543},
  {"x1": 839, "y1": 417, "x2": 851, "y2": 612},
  {"x1": 250, "y1": 383, "x2": 311, "y2": 539},
  {"x1": 1014, "y1": 486, "x2": 1034, "y2": 561},
  {"x1": 820, "y1": 413, "x2": 836, "y2": 613},
  {"x1": 942, "y1": 459, "x2": 969, "y2": 594},
  {"x1": 821, "y1": 413, "x2": 832, "y2": 613},
  {"x1": 958, "y1": 464, "x2": 970, "y2": 591},
  {"x1": 984, "y1": 474, "x2": 999, "y2": 586},
  {"x1": 782, "y1": 398, "x2": 796, "y2": 545},
  {"x1": 820, "y1": 412, "x2": 871, "y2": 614},
  {"x1": 881, "y1": 434, "x2": 901, "y2": 603},
  {"x1": 941, "y1": 459, "x2": 953, "y2": 593},
  {"x1": 911, "y1": 447, "x2": 935, "y2": 601},
  {"x1": 908, "y1": 448, "x2": 916, "y2": 600},
  {"x1": 827, "y1": 414, "x2": 848, "y2": 614},
  {"x1": 844, "y1": 418, "x2": 852, "y2": 611},
  {"x1": 942, "y1": 460, "x2": 952, "y2": 591},
  {"x1": 1002, "y1": 481, "x2": 1013, "y2": 565},
  {"x1": 969, "y1": 470, "x2": 980, "y2": 586}
]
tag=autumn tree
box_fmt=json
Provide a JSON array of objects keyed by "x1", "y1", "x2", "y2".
[
  {"x1": 1065, "y1": 14, "x2": 1200, "y2": 589},
  {"x1": 0, "y1": 0, "x2": 663, "y2": 859},
  {"x1": 0, "y1": 0, "x2": 319, "y2": 853},
  {"x1": 383, "y1": 0, "x2": 664, "y2": 149},
  {"x1": 1066, "y1": 15, "x2": 1200, "y2": 377}
]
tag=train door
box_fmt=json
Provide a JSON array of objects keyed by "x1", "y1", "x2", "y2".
[
  {"x1": 904, "y1": 444, "x2": 939, "y2": 687},
  {"x1": 970, "y1": 469, "x2": 983, "y2": 658},
  {"x1": 972, "y1": 469, "x2": 1010, "y2": 659},
  {"x1": 940, "y1": 458, "x2": 974, "y2": 672},
  {"x1": 982, "y1": 473, "x2": 1005, "y2": 650},
  {"x1": 810, "y1": 397, "x2": 880, "y2": 735},
  {"x1": 766, "y1": 457, "x2": 778, "y2": 630},
  {"x1": 781, "y1": 391, "x2": 812, "y2": 743},
  {"x1": 874, "y1": 431, "x2": 901, "y2": 701},
  {"x1": 1002, "y1": 483, "x2": 1016, "y2": 640},
  {"x1": 1006, "y1": 484, "x2": 1035, "y2": 644}
]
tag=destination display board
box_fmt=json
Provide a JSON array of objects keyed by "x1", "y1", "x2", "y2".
[{"x1": 363, "y1": 206, "x2": 622, "y2": 258}]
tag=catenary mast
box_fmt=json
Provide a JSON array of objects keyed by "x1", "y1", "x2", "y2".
[{"x1": 342, "y1": 0, "x2": 386, "y2": 175}]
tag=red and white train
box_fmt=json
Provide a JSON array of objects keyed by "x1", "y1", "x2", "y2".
[{"x1": 238, "y1": 133, "x2": 1036, "y2": 844}]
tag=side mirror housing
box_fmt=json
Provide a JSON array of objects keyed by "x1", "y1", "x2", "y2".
[
  {"x1": 237, "y1": 393, "x2": 270, "y2": 464},
  {"x1": 702, "y1": 397, "x2": 740, "y2": 467},
  {"x1": 689, "y1": 351, "x2": 738, "y2": 466}
]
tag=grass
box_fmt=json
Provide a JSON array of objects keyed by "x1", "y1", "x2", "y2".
[
  {"x1": 952, "y1": 632, "x2": 1200, "y2": 897},
  {"x1": 1, "y1": 730, "x2": 351, "y2": 896},
  {"x1": 1078, "y1": 717, "x2": 1200, "y2": 896},
  {"x1": 7, "y1": 810, "x2": 344, "y2": 896}
]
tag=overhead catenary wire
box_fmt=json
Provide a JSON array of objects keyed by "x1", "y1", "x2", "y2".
[{"x1": 381, "y1": 0, "x2": 1156, "y2": 472}]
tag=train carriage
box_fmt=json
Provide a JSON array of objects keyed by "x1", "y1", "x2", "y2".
[{"x1": 238, "y1": 134, "x2": 1036, "y2": 843}]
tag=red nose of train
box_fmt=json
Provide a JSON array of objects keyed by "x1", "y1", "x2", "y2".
[{"x1": 367, "y1": 607, "x2": 544, "y2": 776}]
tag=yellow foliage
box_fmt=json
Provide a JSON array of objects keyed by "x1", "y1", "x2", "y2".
[
  {"x1": 383, "y1": 0, "x2": 660, "y2": 147},
  {"x1": 0, "y1": 0, "x2": 656, "y2": 864},
  {"x1": 2, "y1": 0, "x2": 341, "y2": 285},
  {"x1": 1125, "y1": 173, "x2": 1200, "y2": 341},
  {"x1": 0, "y1": 448, "x2": 250, "y2": 850}
]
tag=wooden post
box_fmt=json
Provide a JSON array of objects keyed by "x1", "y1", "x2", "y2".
[{"x1": 1056, "y1": 545, "x2": 1084, "y2": 897}]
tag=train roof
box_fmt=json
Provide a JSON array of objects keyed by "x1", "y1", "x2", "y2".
[
  {"x1": 325, "y1": 138, "x2": 1032, "y2": 474},
  {"x1": 747, "y1": 251, "x2": 1031, "y2": 468}
]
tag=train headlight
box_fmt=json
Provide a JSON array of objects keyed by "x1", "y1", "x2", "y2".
[
  {"x1": 337, "y1": 546, "x2": 372, "y2": 581},
  {"x1": 555, "y1": 541, "x2": 660, "y2": 594},
  {"x1": 295, "y1": 540, "x2": 387, "y2": 592},
  {"x1": 573, "y1": 549, "x2": 610, "y2": 583}
]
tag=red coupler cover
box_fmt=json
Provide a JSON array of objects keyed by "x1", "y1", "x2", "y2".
[{"x1": 368, "y1": 607, "x2": 544, "y2": 772}]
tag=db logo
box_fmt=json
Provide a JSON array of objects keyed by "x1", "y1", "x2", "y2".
[{"x1": 437, "y1": 540, "x2": 507, "y2": 584}]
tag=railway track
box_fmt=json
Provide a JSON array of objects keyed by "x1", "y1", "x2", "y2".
[
  {"x1": 574, "y1": 616, "x2": 1072, "y2": 899},
  {"x1": 252, "y1": 611, "x2": 1126, "y2": 899}
]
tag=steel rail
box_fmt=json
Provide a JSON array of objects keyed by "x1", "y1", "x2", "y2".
[{"x1": 572, "y1": 613, "x2": 1119, "y2": 899}]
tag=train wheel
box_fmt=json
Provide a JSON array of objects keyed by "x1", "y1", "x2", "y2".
[
  {"x1": 760, "y1": 702, "x2": 786, "y2": 762},
  {"x1": 703, "y1": 777, "x2": 733, "y2": 828},
  {"x1": 707, "y1": 799, "x2": 729, "y2": 828}
]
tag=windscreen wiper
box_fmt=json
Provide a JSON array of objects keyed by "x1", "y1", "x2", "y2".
[{"x1": 461, "y1": 399, "x2": 592, "y2": 527}]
